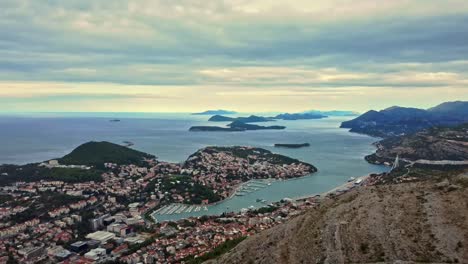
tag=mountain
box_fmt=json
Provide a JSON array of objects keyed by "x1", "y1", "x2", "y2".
[
  {"x1": 211, "y1": 167, "x2": 468, "y2": 264},
  {"x1": 192, "y1": 110, "x2": 237, "y2": 115},
  {"x1": 60, "y1": 141, "x2": 155, "y2": 167},
  {"x1": 365, "y1": 123, "x2": 468, "y2": 165},
  {"x1": 428, "y1": 101, "x2": 468, "y2": 118},
  {"x1": 208, "y1": 115, "x2": 274, "y2": 123},
  {"x1": 340, "y1": 101, "x2": 468, "y2": 137},
  {"x1": 275, "y1": 112, "x2": 327, "y2": 120}
]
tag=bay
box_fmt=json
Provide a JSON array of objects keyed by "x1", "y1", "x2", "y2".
[{"x1": 0, "y1": 113, "x2": 388, "y2": 221}]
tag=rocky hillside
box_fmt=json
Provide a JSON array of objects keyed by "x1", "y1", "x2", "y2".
[
  {"x1": 365, "y1": 123, "x2": 468, "y2": 165},
  {"x1": 210, "y1": 168, "x2": 468, "y2": 264}
]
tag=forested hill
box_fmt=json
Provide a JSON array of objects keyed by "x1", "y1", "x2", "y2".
[{"x1": 60, "y1": 141, "x2": 155, "y2": 167}]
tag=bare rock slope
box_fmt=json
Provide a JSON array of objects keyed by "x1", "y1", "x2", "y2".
[{"x1": 210, "y1": 172, "x2": 468, "y2": 264}]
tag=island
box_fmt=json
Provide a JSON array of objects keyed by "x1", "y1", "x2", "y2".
[
  {"x1": 274, "y1": 112, "x2": 327, "y2": 120},
  {"x1": 227, "y1": 120, "x2": 285, "y2": 130},
  {"x1": 274, "y1": 143, "x2": 310, "y2": 148},
  {"x1": 190, "y1": 120, "x2": 286, "y2": 132},
  {"x1": 192, "y1": 109, "x2": 237, "y2": 115},
  {"x1": 208, "y1": 115, "x2": 274, "y2": 123},
  {"x1": 189, "y1": 126, "x2": 244, "y2": 132}
]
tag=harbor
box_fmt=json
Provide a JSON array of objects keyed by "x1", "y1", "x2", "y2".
[
  {"x1": 154, "y1": 204, "x2": 209, "y2": 217},
  {"x1": 151, "y1": 171, "x2": 386, "y2": 223}
]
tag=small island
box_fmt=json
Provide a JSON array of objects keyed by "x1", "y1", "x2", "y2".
[
  {"x1": 189, "y1": 126, "x2": 244, "y2": 132},
  {"x1": 274, "y1": 143, "x2": 310, "y2": 148}
]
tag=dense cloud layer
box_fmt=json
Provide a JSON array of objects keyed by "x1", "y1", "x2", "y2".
[{"x1": 0, "y1": 0, "x2": 467, "y2": 111}]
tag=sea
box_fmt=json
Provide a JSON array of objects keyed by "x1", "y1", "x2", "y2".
[{"x1": 0, "y1": 112, "x2": 388, "y2": 221}]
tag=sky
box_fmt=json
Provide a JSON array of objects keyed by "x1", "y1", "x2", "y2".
[{"x1": 1, "y1": 0, "x2": 468, "y2": 113}]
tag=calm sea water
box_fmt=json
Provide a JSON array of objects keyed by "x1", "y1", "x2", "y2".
[{"x1": 0, "y1": 113, "x2": 388, "y2": 220}]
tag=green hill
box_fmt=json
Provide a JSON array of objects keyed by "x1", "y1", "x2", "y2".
[{"x1": 60, "y1": 141, "x2": 155, "y2": 167}]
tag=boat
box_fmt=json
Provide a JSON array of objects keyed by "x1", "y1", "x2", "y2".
[{"x1": 347, "y1": 177, "x2": 356, "y2": 182}]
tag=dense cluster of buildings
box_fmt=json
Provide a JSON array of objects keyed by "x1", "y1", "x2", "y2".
[{"x1": 0, "y1": 147, "x2": 327, "y2": 263}]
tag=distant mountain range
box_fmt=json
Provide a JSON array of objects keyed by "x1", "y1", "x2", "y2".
[
  {"x1": 340, "y1": 101, "x2": 468, "y2": 137},
  {"x1": 192, "y1": 109, "x2": 237, "y2": 115}
]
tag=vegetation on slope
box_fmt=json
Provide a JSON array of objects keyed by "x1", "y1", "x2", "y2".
[
  {"x1": 59, "y1": 141, "x2": 155, "y2": 167},
  {"x1": 366, "y1": 123, "x2": 468, "y2": 164}
]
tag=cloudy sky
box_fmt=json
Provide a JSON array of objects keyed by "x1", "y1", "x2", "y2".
[{"x1": 1, "y1": 0, "x2": 468, "y2": 113}]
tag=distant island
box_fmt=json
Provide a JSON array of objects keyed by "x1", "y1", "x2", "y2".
[
  {"x1": 109, "y1": 119, "x2": 121, "y2": 122},
  {"x1": 274, "y1": 143, "x2": 310, "y2": 148},
  {"x1": 192, "y1": 109, "x2": 237, "y2": 115},
  {"x1": 274, "y1": 113, "x2": 326, "y2": 120},
  {"x1": 341, "y1": 101, "x2": 468, "y2": 137},
  {"x1": 305, "y1": 110, "x2": 360, "y2": 117},
  {"x1": 190, "y1": 120, "x2": 285, "y2": 132},
  {"x1": 205, "y1": 110, "x2": 359, "y2": 123},
  {"x1": 208, "y1": 115, "x2": 274, "y2": 123}
]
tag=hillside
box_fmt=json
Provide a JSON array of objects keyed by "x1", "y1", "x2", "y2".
[
  {"x1": 366, "y1": 123, "x2": 468, "y2": 165},
  {"x1": 340, "y1": 101, "x2": 468, "y2": 137},
  {"x1": 211, "y1": 168, "x2": 468, "y2": 264},
  {"x1": 60, "y1": 141, "x2": 155, "y2": 167}
]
